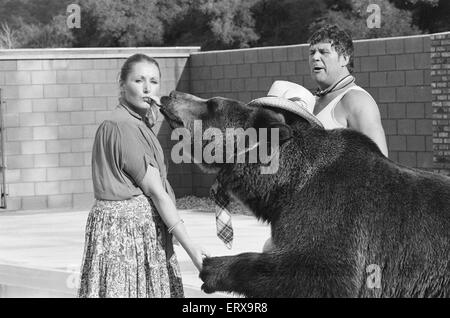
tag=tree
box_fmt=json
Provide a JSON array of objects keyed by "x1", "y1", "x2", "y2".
[
  {"x1": 70, "y1": 0, "x2": 165, "y2": 47},
  {"x1": 0, "y1": 0, "x2": 70, "y2": 28},
  {"x1": 309, "y1": 0, "x2": 422, "y2": 40},
  {"x1": 391, "y1": 0, "x2": 449, "y2": 33},
  {"x1": 71, "y1": 0, "x2": 259, "y2": 49},
  {"x1": 0, "y1": 23, "x2": 18, "y2": 49},
  {"x1": 0, "y1": 0, "x2": 72, "y2": 48},
  {"x1": 15, "y1": 15, "x2": 74, "y2": 48},
  {"x1": 200, "y1": 0, "x2": 260, "y2": 48},
  {"x1": 252, "y1": 0, "x2": 328, "y2": 46},
  {"x1": 164, "y1": 0, "x2": 259, "y2": 50},
  {"x1": 0, "y1": 0, "x2": 447, "y2": 49}
]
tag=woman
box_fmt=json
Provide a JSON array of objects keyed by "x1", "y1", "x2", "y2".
[{"x1": 78, "y1": 54, "x2": 207, "y2": 298}]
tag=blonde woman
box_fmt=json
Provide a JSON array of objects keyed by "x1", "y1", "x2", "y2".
[{"x1": 78, "y1": 54, "x2": 208, "y2": 298}]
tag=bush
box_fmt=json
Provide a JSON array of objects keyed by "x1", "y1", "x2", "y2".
[{"x1": 15, "y1": 15, "x2": 74, "y2": 48}]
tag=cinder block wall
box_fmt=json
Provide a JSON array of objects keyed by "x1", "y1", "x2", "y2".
[
  {"x1": 188, "y1": 34, "x2": 438, "y2": 197},
  {"x1": 0, "y1": 47, "x2": 198, "y2": 211},
  {"x1": 431, "y1": 32, "x2": 450, "y2": 176},
  {"x1": 1, "y1": 33, "x2": 448, "y2": 210}
]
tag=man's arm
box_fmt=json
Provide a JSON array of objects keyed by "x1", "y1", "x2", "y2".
[{"x1": 341, "y1": 90, "x2": 389, "y2": 157}]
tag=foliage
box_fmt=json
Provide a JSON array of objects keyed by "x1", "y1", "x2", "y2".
[
  {"x1": 69, "y1": 0, "x2": 164, "y2": 47},
  {"x1": 252, "y1": 0, "x2": 328, "y2": 46},
  {"x1": 164, "y1": 0, "x2": 259, "y2": 50},
  {"x1": 14, "y1": 16, "x2": 74, "y2": 48},
  {"x1": 201, "y1": 0, "x2": 260, "y2": 48},
  {"x1": 0, "y1": 0, "x2": 70, "y2": 27},
  {"x1": 405, "y1": 0, "x2": 449, "y2": 33},
  {"x1": 310, "y1": 0, "x2": 422, "y2": 40},
  {"x1": 0, "y1": 0, "x2": 447, "y2": 49},
  {"x1": 0, "y1": 23, "x2": 18, "y2": 49}
]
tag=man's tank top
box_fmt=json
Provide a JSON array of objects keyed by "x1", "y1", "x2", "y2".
[{"x1": 315, "y1": 85, "x2": 372, "y2": 130}]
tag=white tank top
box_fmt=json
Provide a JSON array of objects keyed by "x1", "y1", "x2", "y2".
[{"x1": 315, "y1": 85, "x2": 371, "y2": 130}]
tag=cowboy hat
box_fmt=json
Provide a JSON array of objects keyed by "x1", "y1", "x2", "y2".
[{"x1": 248, "y1": 81, "x2": 323, "y2": 128}]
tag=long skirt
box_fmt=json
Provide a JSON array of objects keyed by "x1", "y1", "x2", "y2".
[{"x1": 78, "y1": 194, "x2": 184, "y2": 298}]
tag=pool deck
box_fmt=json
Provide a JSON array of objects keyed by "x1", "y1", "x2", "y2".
[{"x1": 0, "y1": 208, "x2": 270, "y2": 298}]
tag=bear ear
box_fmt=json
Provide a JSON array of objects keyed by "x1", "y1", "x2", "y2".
[
  {"x1": 278, "y1": 109, "x2": 320, "y2": 130},
  {"x1": 268, "y1": 122, "x2": 292, "y2": 144},
  {"x1": 250, "y1": 108, "x2": 293, "y2": 145}
]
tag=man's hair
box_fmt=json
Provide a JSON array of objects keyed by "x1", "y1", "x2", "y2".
[{"x1": 308, "y1": 24, "x2": 354, "y2": 73}]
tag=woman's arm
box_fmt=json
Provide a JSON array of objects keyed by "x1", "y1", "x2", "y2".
[{"x1": 138, "y1": 164, "x2": 207, "y2": 271}]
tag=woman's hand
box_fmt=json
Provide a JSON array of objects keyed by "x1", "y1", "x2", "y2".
[{"x1": 191, "y1": 244, "x2": 210, "y2": 272}]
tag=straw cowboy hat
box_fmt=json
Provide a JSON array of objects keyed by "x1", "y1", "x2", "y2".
[{"x1": 248, "y1": 80, "x2": 323, "y2": 127}]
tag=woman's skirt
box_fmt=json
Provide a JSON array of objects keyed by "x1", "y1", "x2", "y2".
[{"x1": 78, "y1": 194, "x2": 184, "y2": 298}]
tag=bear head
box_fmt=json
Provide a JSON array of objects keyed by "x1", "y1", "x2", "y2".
[{"x1": 160, "y1": 91, "x2": 322, "y2": 174}]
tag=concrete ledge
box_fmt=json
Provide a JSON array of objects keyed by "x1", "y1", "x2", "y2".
[
  {"x1": 0, "y1": 263, "x2": 227, "y2": 298},
  {"x1": 0, "y1": 47, "x2": 201, "y2": 60},
  {"x1": 192, "y1": 32, "x2": 450, "y2": 56},
  {"x1": 0, "y1": 264, "x2": 75, "y2": 297},
  {"x1": 0, "y1": 208, "x2": 261, "y2": 297}
]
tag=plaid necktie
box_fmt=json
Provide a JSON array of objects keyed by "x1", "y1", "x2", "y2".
[{"x1": 210, "y1": 180, "x2": 233, "y2": 249}]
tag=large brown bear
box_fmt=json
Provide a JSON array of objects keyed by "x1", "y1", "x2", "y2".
[{"x1": 160, "y1": 91, "x2": 449, "y2": 298}]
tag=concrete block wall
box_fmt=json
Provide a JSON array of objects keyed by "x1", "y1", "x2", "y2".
[
  {"x1": 188, "y1": 34, "x2": 442, "y2": 197},
  {"x1": 431, "y1": 32, "x2": 450, "y2": 176},
  {"x1": 1, "y1": 33, "x2": 448, "y2": 210},
  {"x1": 0, "y1": 47, "x2": 198, "y2": 211}
]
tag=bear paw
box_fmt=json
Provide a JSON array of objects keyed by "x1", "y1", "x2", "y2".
[{"x1": 199, "y1": 256, "x2": 229, "y2": 294}]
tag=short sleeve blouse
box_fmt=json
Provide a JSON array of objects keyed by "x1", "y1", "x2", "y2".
[{"x1": 91, "y1": 104, "x2": 175, "y2": 202}]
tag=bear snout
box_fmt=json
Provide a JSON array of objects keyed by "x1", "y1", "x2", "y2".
[{"x1": 169, "y1": 90, "x2": 207, "y2": 103}]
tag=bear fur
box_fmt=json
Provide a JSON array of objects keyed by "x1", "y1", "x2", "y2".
[{"x1": 160, "y1": 91, "x2": 450, "y2": 298}]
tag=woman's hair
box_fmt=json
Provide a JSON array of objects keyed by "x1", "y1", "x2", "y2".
[
  {"x1": 308, "y1": 24, "x2": 354, "y2": 73},
  {"x1": 119, "y1": 53, "x2": 161, "y2": 82}
]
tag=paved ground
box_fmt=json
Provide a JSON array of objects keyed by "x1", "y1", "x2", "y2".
[{"x1": 0, "y1": 208, "x2": 270, "y2": 298}]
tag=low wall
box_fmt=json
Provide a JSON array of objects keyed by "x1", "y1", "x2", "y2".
[
  {"x1": 1, "y1": 32, "x2": 449, "y2": 211},
  {"x1": 0, "y1": 47, "x2": 198, "y2": 210},
  {"x1": 188, "y1": 34, "x2": 438, "y2": 196}
]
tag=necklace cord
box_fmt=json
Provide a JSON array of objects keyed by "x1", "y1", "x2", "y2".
[{"x1": 315, "y1": 75, "x2": 355, "y2": 97}]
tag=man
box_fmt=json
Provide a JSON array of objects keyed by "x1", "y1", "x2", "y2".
[
  {"x1": 262, "y1": 25, "x2": 389, "y2": 253},
  {"x1": 308, "y1": 24, "x2": 388, "y2": 157}
]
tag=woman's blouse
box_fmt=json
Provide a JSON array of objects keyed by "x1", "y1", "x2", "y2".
[{"x1": 91, "y1": 103, "x2": 175, "y2": 202}]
